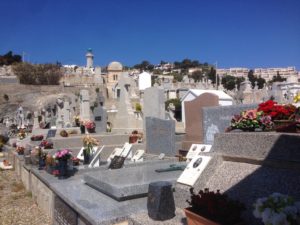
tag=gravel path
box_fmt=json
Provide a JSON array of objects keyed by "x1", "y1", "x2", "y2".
[{"x1": 0, "y1": 169, "x2": 51, "y2": 225}]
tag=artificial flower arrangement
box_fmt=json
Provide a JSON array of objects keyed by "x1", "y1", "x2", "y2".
[
  {"x1": 253, "y1": 193, "x2": 300, "y2": 225},
  {"x1": 227, "y1": 100, "x2": 299, "y2": 132},
  {"x1": 83, "y1": 135, "x2": 99, "y2": 154},
  {"x1": 16, "y1": 146, "x2": 25, "y2": 155},
  {"x1": 83, "y1": 120, "x2": 96, "y2": 130},
  {"x1": 53, "y1": 149, "x2": 72, "y2": 161},
  {"x1": 74, "y1": 115, "x2": 80, "y2": 126},
  {"x1": 39, "y1": 140, "x2": 53, "y2": 149},
  {"x1": 17, "y1": 129, "x2": 26, "y2": 140},
  {"x1": 30, "y1": 135, "x2": 44, "y2": 141},
  {"x1": 60, "y1": 130, "x2": 68, "y2": 137},
  {"x1": 185, "y1": 188, "x2": 245, "y2": 225},
  {"x1": 71, "y1": 157, "x2": 80, "y2": 166}
]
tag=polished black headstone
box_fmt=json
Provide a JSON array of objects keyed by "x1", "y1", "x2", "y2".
[
  {"x1": 147, "y1": 181, "x2": 175, "y2": 221},
  {"x1": 108, "y1": 156, "x2": 125, "y2": 169}
]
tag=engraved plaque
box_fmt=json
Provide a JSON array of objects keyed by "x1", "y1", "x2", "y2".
[
  {"x1": 108, "y1": 156, "x2": 126, "y2": 169},
  {"x1": 46, "y1": 129, "x2": 57, "y2": 139}
]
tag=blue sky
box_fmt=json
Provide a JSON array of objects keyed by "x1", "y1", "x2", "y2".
[{"x1": 1, "y1": 0, "x2": 299, "y2": 69}]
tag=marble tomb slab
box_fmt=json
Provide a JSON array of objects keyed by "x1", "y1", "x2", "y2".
[{"x1": 84, "y1": 161, "x2": 187, "y2": 201}]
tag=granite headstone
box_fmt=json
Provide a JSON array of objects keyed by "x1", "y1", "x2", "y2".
[{"x1": 145, "y1": 117, "x2": 175, "y2": 156}]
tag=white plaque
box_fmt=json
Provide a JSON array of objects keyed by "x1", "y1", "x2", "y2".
[
  {"x1": 131, "y1": 150, "x2": 145, "y2": 162},
  {"x1": 89, "y1": 146, "x2": 105, "y2": 168},
  {"x1": 177, "y1": 155, "x2": 211, "y2": 186},
  {"x1": 120, "y1": 142, "x2": 132, "y2": 158},
  {"x1": 186, "y1": 144, "x2": 212, "y2": 162}
]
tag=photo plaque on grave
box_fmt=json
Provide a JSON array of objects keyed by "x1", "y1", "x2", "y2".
[{"x1": 108, "y1": 156, "x2": 126, "y2": 169}]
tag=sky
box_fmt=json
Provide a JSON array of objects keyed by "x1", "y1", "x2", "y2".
[{"x1": 1, "y1": 0, "x2": 300, "y2": 69}]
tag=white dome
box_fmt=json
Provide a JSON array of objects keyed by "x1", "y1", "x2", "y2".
[{"x1": 107, "y1": 61, "x2": 123, "y2": 71}]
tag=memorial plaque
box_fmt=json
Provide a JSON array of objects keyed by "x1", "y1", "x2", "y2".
[
  {"x1": 131, "y1": 150, "x2": 145, "y2": 162},
  {"x1": 95, "y1": 116, "x2": 101, "y2": 121},
  {"x1": 54, "y1": 195, "x2": 77, "y2": 225},
  {"x1": 108, "y1": 156, "x2": 126, "y2": 169},
  {"x1": 89, "y1": 146, "x2": 105, "y2": 168},
  {"x1": 177, "y1": 155, "x2": 211, "y2": 186},
  {"x1": 186, "y1": 144, "x2": 212, "y2": 162},
  {"x1": 107, "y1": 147, "x2": 123, "y2": 163},
  {"x1": 46, "y1": 129, "x2": 57, "y2": 139},
  {"x1": 120, "y1": 142, "x2": 132, "y2": 158}
]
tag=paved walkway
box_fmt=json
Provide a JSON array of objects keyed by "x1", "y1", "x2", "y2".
[{"x1": 0, "y1": 167, "x2": 51, "y2": 225}]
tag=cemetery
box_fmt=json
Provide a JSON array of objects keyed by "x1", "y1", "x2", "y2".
[{"x1": 1, "y1": 70, "x2": 300, "y2": 225}]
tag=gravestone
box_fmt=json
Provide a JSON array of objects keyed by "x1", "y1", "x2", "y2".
[
  {"x1": 46, "y1": 129, "x2": 57, "y2": 139},
  {"x1": 186, "y1": 144, "x2": 212, "y2": 162},
  {"x1": 56, "y1": 98, "x2": 64, "y2": 128},
  {"x1": 33, "y1": 111, "x2": 39, "y2": 129},
  {"x1": 143, "y1": 87, "x2": 165, "y2": 120},
  {"x1": 80, "y1": 90, "x2": 90, "y2": 120},
  {"x1": 63, "y1": 101, "x2": 71, "y2": 127},
  {"x1": 93, "y1": 106, "x2": 107, "y2": 133},
  {"x1": 145, "y1": 117, "x2": 175, "y2": 156},
  {"x1": 203, "y1": 104, "x2": 258, "y2": 144},
  {"x1": 182, "y1": 93, "x2": 219, "y2": 149},
  {"x1": 54, "y1": 195, "x2": 77, "y2": 225}
]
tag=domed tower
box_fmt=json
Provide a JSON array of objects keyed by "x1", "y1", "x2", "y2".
[
  {"x1": 86, "y1": 48, "x2": 94, "y2": 68},
  {"x1": 107, "y1": 61, "x2": 123, "y2": 84}
]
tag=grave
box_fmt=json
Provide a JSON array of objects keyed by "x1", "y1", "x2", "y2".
[
  {"x1": 174, "y1": 132, "x2": 300, "y2": 224},
  {"x1": 84, "y1": 161, "x2": 187, "y2": 201},
  {"x1": 182, "y1": 93, "x2": 219, "y2": 149},
  {"x1": 145, "y1": 117, "x2": 175, "y2": 157},
  {"x1": 93, "y1": 105, "x2": 107, "y2": 133},
  {"x1": 80, "y1": 90, "x2": 90, "y2": 120},
  {"x1": 143, "y1": 87, "x2": 165, "y2": 120},
  {"x1": 202, "y1": 104, "x2": 257, "y2": 144}
]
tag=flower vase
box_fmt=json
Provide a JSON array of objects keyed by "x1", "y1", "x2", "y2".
[
  {"x1": 83, "y1": 149, "x2": 90, "y2": 165},
  {"x1": 38, "y1": 158, "x2": 46, "y2": 170},
  {"x1": 80, "y1": 125, "x2": 85, "y2": 134},
  {"x1": 87, "y1": 128, "x2": 95, "y2": 133},
  {"x1": 58, "y1": 160, "x2": 68, "y2": 179}
]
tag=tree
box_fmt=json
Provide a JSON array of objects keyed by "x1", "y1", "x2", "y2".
[
  {"x1": 134, "y1": 60, "x2": 154, "y2": 72},
  {"x1": 248, "y1": 70, "x2": 266, "y2": 89},
  {"x1": 221, "y1": 75, "x2": 236, "y2": 90},
  {"x1": 0, "y1": 51, "x2": 22, "y2": 66},
  {"x1": 271, "y1": 72, "x2": 286, "y2": 83},
  {"x1": 13, "y1": 63, "x2": 62, "y2": 85},
  {"x1": 191, "y1": 71, "x2": 204, "y2": 82}
]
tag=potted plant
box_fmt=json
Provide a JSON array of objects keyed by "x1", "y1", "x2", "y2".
[
  {"x1": 54, "y1": 149, "x2": 72, "y2": 179},
  {"x1": 185, "y1": 188, "x2": 245, "y2": 225},
  {"x1": 74, "y1": 115, "x2": 80, "y2": 127},
  {"x1": 17, "y1": 129, "x2": 26, "y2": 140},
  {"x1": 258, "y1": 100, "x2": 297, "y2": 129},
  {"x1": 84, "y1": 120, "x2": 96, "y2": 133},
  {"x1": 82, "y1": 135, "x2": 99, "y2": 164},
  {"x1": 40, "y1": 140, "x2": 53, "y2": 149},
  {"x1": 253, "y1": 193, "x2": 300, "y2": 224}
]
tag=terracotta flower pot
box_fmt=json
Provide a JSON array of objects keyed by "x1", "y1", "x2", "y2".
[{"x1": 184, "y1": 208, "x2": 220, "y2": 225}]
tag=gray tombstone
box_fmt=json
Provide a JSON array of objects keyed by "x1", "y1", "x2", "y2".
[
  {"x1": 93, "y1": 106, "x2": 107, "y2": 133},
  {"x1": 203, "y1": 104, "x2": 258, "y2": 144},
  {"x1": 145, "y1": 117, "x2": 175, "y2": 156},
  {"x1": 80, "y1": 90, "x2": 91, "y2": 120},
  {"x1": 63, "y1": 101, "x2": 71, "y2": 127},
  {"x1": 143, "y1": 87, "x2": 165, "y2": 120}
]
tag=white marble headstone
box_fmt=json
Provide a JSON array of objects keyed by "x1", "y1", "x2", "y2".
[{"x1": 131, "y1": 150, "x2": 145, "y2": 162}]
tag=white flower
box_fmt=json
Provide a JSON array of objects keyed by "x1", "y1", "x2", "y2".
[
  {"x1": 284, "y1": 206, "x2": 297, "y2": 216},
  {"x1": 253, "y1": 208, "x2": 261, "y2": 218}
]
